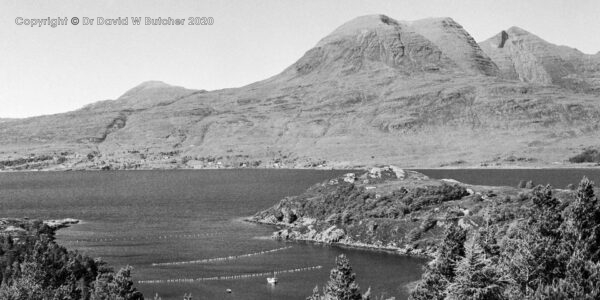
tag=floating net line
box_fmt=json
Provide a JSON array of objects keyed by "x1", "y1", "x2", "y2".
[
  {"x1": 138, "y1": 265, "x2": 323, "y2": 284},
  {"x1": 150, "y1": 246, "x2": 293, "y2": 266},
  {"x1": 70, "y1": 232, "x2": 222, "y2": 243}
]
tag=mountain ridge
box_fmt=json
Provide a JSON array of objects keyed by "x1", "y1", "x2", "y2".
[{"x1": 1, "y1": 15, "x2": 600, "y2": 170}]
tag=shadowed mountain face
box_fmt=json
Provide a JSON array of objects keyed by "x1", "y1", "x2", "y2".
[{"x1": 1, "y1": 15, "x2": 600, "y2": 170}]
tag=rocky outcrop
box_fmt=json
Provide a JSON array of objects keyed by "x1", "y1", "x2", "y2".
[
  {"x1": 43, "y1": 218, "x2": 80, "y2": 229},
  {"x1": 1, "y1": 218, "x2": 79, "y2": 235}
]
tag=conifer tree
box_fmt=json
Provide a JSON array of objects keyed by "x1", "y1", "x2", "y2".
[
  {"x1": 410, "y1": 224, "x2": 466, "y2": 300},
  {"x1": 323, "y1": 254, "x2": 364, "y2": 300},
  {"x1": 446, "y1": 241, "x2": 509, "y2": 300},
  {"x1": 307, "y1": 285, "x2": 322, "y2": 300},
  {"x1": 563, "y1": 177, "x2": 600, "y2": 262},
  {"x1": 308, "y1": 254, "x2": 368, "y2": 300}
]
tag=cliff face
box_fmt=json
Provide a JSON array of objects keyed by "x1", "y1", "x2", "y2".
[{"x1": 1, "y1": 15, "x2": 600, "y2": 170}]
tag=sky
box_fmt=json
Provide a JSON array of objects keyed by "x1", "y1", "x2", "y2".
[{"x1": 1, "y1": 0, "x2": 599, "y2": 118}]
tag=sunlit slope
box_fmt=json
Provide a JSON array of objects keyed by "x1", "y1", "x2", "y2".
[{"x1": 1, "y1": 15, "x2": 599, "y2": 169}]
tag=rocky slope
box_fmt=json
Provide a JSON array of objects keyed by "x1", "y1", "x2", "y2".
[
  {"x1": 408, "y1": 17, "x2": 499, "y2": 76},
  {"x1": 250, "y1": 166, "x2": 558, "y2": 256},
  {"x1": 479, "y1": 27, "x2": 600, "y2": 92},
  {"x1": 1, "y1": 15, "x2": 600, "y2": 170}
]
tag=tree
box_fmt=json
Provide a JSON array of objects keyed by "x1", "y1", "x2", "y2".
[
  {"x1": 307, "y1": 285, "x2": 322, "y2": 300},
  {"x1": 308, "y1": 254, "x2": 368, "y2": 300},
  {"x1": 563, "y1": 177, "x2": 600, "y2": 262},
  {"x1": 446, "y1": 241, "x2": 509, "y2": 300},
  {"x1": 324, "y1": 254, "x2": 364, "y2": 300},
  {"x1": 410, "y1": 224, "x2": 466, "y2": 300},
  {"x1": 91, "y1": 266, "x2": 143, "y2": 300}
]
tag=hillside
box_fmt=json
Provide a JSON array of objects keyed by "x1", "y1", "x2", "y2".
[
  {"x1": 249, "y1": 166, "x2": 572, "y2": 257},
  {"x1": 1, "y1": 15, "x2": 600, "y2": 170}
]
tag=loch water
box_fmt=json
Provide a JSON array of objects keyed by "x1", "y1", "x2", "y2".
[
  {"x1": 0, "y1": 169, "x2": 425, "y2": 300},
  {"x1": 414, "y1": 168, "x2": 600, "y2": 188}
]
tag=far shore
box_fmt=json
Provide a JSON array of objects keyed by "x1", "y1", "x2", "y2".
[{"x1": 0, "y1": 162, "x2": 598, "y2": 172}]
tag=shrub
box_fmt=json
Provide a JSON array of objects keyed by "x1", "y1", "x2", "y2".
[{"x1": 569, "y1": 149, "x2": 600, "y2": 163}]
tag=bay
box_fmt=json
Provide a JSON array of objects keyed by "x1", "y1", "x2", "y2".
[{"x1": 0, "y1": 169, "x2": 425, "y2": 300}]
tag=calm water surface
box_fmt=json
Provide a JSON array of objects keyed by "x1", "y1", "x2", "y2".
[
  {"x1": 0, "y1": 170, "x2": 425, "y2": 300},
  {"x1": 414, "y1": 168, "x2": 600, "y2": 188}
]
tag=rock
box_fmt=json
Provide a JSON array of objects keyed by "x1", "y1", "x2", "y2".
[
  {"x1": 316, "y1": 225, "x2": 346, "y2": 243},
  {"x1": 367, "y1": 221, "x2": 378, "y2": 233},
  {"x1": 441, "y1": 178, "x2": 462, "y2": 184},
  {"x1": 369, "y1": 165, "x2": 406, "y2": 180},
  {"x1": 388, "y1": 165, "x2": 406, "y2": 179},
  {"x1": 43, "y1": 218, "x2": 80, "y2": 229},
  {"x1": 343, "y1": 173, "x2": 357, "y2": 183},
  {"x1": 300, "y1": 217, "x2": 316, "y2": 226},
  {"x1": 3, "y1": 226, "x2": 26, "y2": 232},
  {"x1": 282, "y1": 209, "x2": 298, "y2": 224}
]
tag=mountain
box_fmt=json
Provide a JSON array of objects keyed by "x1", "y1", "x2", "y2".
[
  {"x1": 1, "y1": 15, "x2": 600, "y2": 170},
  {"x1": 479, "y1": 27, "x2": 600, "y2": 92},
  {"x1": 408, "y1": 17, "x2": 499, "y2": 76}
]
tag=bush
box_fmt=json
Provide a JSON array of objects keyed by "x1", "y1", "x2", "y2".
[{"x1": 569, "y1": 149, "x2": 600, "y2": 163}]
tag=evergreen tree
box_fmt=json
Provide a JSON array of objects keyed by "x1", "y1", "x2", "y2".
[
  {"x1": 410, "y1": 224, "x2": 466, "y2": 300},
  {"x1": 307, "y1": 285, "x2": 322, "y2": 300},
  {"x1": 308, "y1": 254, "x2": 368, "y2": 300},
  {"x1": 563, "y1": 177, "x2": 600, "y2": 262},
  {"x1": 323, "y1": 254, "x2": 364, "y2": 300},
  {"x1": 91, "y1": 266, "x2": 143, "y2": 300},
  {"x1": 446, "y1": 241, "x2": 509, "y2": 300}
]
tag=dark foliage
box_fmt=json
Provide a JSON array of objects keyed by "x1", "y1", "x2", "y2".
[
  {"x1": 409, "y1": 177, "x2": 600, "y2": 299},
  {"x1": 569, "y1": 149, "x2": 600, "y2": 163},
  {"x1": 0, "y1": 220, "x2": 143, "y2": 299},
  {"x1": 307, "y1": 254, "x2": 368, "y2": 300},
  {"x1": 292, "y1": 182, "x2": 467, "y2": 224}
]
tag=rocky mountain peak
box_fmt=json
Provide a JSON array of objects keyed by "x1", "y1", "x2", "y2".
[
  {"x1": 479, "y1": 26, "x2": 578, "y2": 85},
  {"x1": 316, "y1": 14, "x2": 399, "y2": 45},
  {"x1": 287, "y1": 15, "x2": 455, "y2": 78},
  {"x1": 407, "y1": 17, "x2": 499, "y2": 76}
]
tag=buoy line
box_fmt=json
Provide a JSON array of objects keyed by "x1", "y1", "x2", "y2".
[
  {"x1": 71, "y1": 232, "x2": 222, "y2": 243},
  {"x1": 151, "y1": 246, "x2": 293, "y2": 266},
  {"x1": 137, "y1": 265, "x2": 323, "y2": 284}
]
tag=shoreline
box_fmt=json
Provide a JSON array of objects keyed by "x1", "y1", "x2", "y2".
[
  {"x1": 244, "y1": 218, "x2": 435, "y2": 259},
  {"x1": 0, "y1": 163, "x2": 599, "y2": 173}
]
